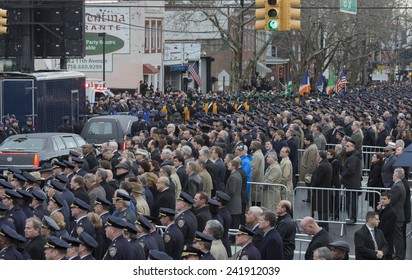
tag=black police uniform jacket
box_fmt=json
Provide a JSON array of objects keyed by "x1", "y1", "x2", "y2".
[
  {"x1": 137, "y1": 233, "x2": 159, "y2": 258},
  {"x1": 103, "y1": 234, "x2": 134, "y2": 260},
  {"x1": 71, "y1": 216, "x2": 95, "y2": 239},
  {"x1": 175, "y1": 209, "x2": 197, "y2": 245},
  {"x1": 6, "y1": 205, "x2": 27, "y2": 236},
  {"x1": 236, "y1": 242, "x2": 261, "y2": 260},
  {"x1": 0, "y1": 246, "x2": 23, "y2": 260},
  {"x1": 163, "y1": 223, "x2": 184, "y2": 260},
  {"x1": 129, "y1": 238, "x2": 146, "y2": 260},
  {"x1": 26, "y1": 235, "x2": 46, "y2": 260}
]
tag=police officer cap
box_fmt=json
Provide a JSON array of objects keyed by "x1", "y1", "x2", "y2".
[
  {"x1": 62, "y1": 116, "x2": 70, "y2": 121},
  {"x1": 71, "y1": 157, "x2": 84, "y2": 164},
  {"x1": 39, "y1": 162, "x2": 53, "y2": 172},
  {"x1": 137, "y1": 111, "x2": 144, "y2": 118},
  {"x1": 4, "y1": 189, "x2": 23, "y2": 200},
  {"x1": 160, "y1": 112, "x2": 166, "y2": 117},
  {"x1": 69, "y1": 150, "x2": 80, "y2": 157},
  {"x1": 135, "y1": 215, "x2": 152, "y2": 231},
  {"x1": 215, "y1": 190, "x2": 230, "y2": 203},
  {"x1": 105, "y1": 215, "x2": 128, "y2": 229},
  {"x1": 148, "y1": 250, "x2": 173, "y2": 260},
  {"x1": 26, "y1": 117, "x2": 32, "y2": 121},
  {"x1": 63, "y1": 160, "x2": 75, "y2": 169},
  {"x1": 94, "y1": 196, "x2": 112, "y2": 207},
  {"x1": 0, "y1": 225, "x2": 25, "y2": 242},
  {"x1": 236, "y1": 225, "x2": 255, "y2": 236},
  {"x1": 115, "y1": 162, "x2": 130, "y2": 170},
  {"x1": 178, "y1": 191, "x2": 194, "y2": 205},
  {"x1": 0, "y1": 180, "x2": 14, "y2": 190},
  {"x1": 208, "y1": 198, "x2": 221, "y2": 207},
  {"x1": 0, "y1": 202, "x2": 8, "y2": 212},
  {"x1": 54, "y1": 173, "x2": 69, "y2": 184},
  {"x1": 50, "y1": 193, "x2": 65, "y2": 207},
  {"x1": 44, "y1": 235, "x2": 70, "y2": 250},
  {"x1": 181, "y1": 245, "x2": 203, "y2": 258},
  {"x1": 42, "y1": 216, "x2": 60, "y2": 231},
  {"x1": 114, "y1": 191, "x2": 131, "y2": 201},
  {"x1": 49, "y1": 180, "x2": 65, "y2": 192},
  {"x1": 16, "y1": 189, "x2": 32, "y2": 200},
  {"x1": 329, "y1": 240, "x2": 350, "y2": 253},
  {"x1": 79, "y1": 232, "x2": 98, "y2": 249},
  {"x1": 143, "y1": 215, "x2": 160, "y2": 225},
  {"x1": 22, "y1": 171, "x2": 38, "y2": 184},
  {"x1": 31, "y1": 189, "x2": 47, "y2": 201},
  {"x1": 124, "y1": 222, "x2": 138, "y2": 235},
  {"x1": 8, "y1": 166, "x2": 22, "y2": 174},
  {"x1": 62, "y1": 235, "x2": 82, "y2": 247},
  {"x1": 13, "y1": 173, "x2": 27, "y2": 182},
  {"x1": 194, "y1": 231, "x2": 215, "y2": 243},
  {"x1": 0, "y1": 174, "x2": 6, "y2": 181},
  {"x1": 52, "y1": 160, "x2": 67, "y2": 169},
  {"x1": 173, "y1": 112, "x2": 181, "y2": 118},
  {"x1": 158, "y1": 207, "x2": 176, "y2": 218},
  {"x1": 70, "y1": 197, "x2": 91, "y2": 211}
]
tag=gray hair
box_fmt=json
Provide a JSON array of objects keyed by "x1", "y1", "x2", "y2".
[
  {"x1": 267, "y1": 151, "x2": 278, "y2": 160},
  {"x1": 181, "y1": 145, "x2": 192, "y2": 157},
  {"x1": 96, "y1": 168, "x2": 108, "y2": 181},
  {"x1": 158, "y1": 176, "x2": 170, "y2": 187},
  {"x1": 84, "y1": 173, "x2": 96, "y2": 184},
  {"x1": 26, "y1": 217, "x2": 42, "y2": 234},
  {"x1": 162, "y1": 148, "x2": 173, "y2": 159},
  {"x1": 199, "y1": 148, "x2": 211, "y2": 159},
  {"x1": 205, "y1": 220, "x2": 224, "y2": 239},
  {"x1": 186, "y1": 161, "x2": 198, "y2": 173}
]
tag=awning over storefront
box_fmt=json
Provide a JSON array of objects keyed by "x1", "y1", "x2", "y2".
[
  {"x1": 143, "y1": 64, "x2": 159, "y2": 74},
  {"x1": 256, "y1": 61, "x2": 272, "y2": 74}
]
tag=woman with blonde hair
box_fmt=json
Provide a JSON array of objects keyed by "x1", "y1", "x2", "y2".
[{"x1": 50, "y1": 211, "x2": 69, "y2": 238}]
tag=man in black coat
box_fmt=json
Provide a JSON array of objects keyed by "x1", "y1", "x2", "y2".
[
  {"x1": 258, "y1": 211, "x2": 283, "y2": 260},
  {"x1": 341, "y1": 140, "x2": 362, "y2": 224},
  {"x1": 376, "y1": 192, "x2": 397, "y2": 259},
  {"x1": 151, "y1": 176, "x2": 176, "y2": 219},
  {"x1": 193, "y1": 192, "x2": 212, "y2": 232},
  {"x1": 310, "y1": 151, "x2": 332, "y2": 230},
  {"x1": 354, "y1": 211, "x2": 388, "y2": 260},
  {"x1": 275, "y1": 200, "x2": 296, "y2": 260},
  {"x1": 24, "y1": 217, "x2": 46, "y2": 260},
  {"x1": 301, "y1": 216, "x2": 333, "y2": 260}
]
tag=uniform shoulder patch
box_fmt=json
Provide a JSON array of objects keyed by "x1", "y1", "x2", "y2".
[
  {"x1": 177, "y1": 219, "x2": 185, "y2": 228},
  {"x1": 163, "y1": 234, "x2": 171, "y2": 243},
  {"x1": 76, "y1": 226, "x2": 84, "y2": 235},
  {"x1": 109, "y1": 246, "x2": 117, "y2": 257},
  {"x1": 241, "y1": 255, "x2": 249, "y2": 260}
]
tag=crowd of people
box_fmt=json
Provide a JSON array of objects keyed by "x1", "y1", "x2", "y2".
[{"x1": 0, "y1": 81, "x2": 412, "y2": 260}]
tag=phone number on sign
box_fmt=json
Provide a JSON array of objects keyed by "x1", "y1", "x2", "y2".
[{"x1": 67, "y1": 64, "x2": 103, "y2": 70}]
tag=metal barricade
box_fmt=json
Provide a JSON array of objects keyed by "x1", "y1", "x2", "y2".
[
  {"x1": 248, "y1": 182, "x2": 289, "y2": 211},
  {"x1": 293, "y1": 186, "x2": 385, "y2": 236}
]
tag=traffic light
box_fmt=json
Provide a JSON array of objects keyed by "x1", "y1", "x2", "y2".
[
  {"x1": 279, "y1": 0, "x2": 301, "y2": 31},
  {"x1": 255, "y1": 0, "x2": 301, "y2": 31},
  {"x1": 0, "y1": 8, "x2": 8, "y2": 34},
  {"x1": 255, "y1": 0, "x2": 281, "y2": 31}
]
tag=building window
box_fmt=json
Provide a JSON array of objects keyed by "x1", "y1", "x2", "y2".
[
  {"x1": 157, "y1": 20, "x2": 162, "y2": 52},
  {"x1": 145, "y1": 20, "x2": 150, "y2": 53},
  {"x1": 151, "y1": 20, "x2": 156, "y2": 52}
]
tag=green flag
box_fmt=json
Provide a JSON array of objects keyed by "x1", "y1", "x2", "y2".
[{"x1": 326, "y1": 71, "x2": 335, "y2": 96}]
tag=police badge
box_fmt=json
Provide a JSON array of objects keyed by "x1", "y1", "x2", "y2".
[{"x1": 76, "y1": 226, "x2": 84, "y2": 235}]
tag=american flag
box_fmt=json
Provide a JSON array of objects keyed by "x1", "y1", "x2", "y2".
[
  {"x1": 189, "y1": 62, "x2": 202, "y2": 86},
  {"x1": 336, "y1": 67, "x2": 347, "y2": 94}
]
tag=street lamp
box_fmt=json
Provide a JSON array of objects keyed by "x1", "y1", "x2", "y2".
[{"x1": 98, "y1": 32, "x2": 106, "y2": 81}]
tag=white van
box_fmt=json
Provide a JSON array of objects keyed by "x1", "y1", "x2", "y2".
[{"x1": 86, "y1": 78, "x2": 114, "y2": 104}]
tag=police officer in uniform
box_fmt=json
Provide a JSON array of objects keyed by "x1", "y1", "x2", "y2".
[
  {"x1": 0, "y1": 122, "x2": 8, "y2": 144},
  {"x1": 159, "y1": 207, "x2": 184, "y2": 260},
  {"x1": 175, "y1": 192, "x2": 197, "y2": 245},
  {"x1": 57, "y1": 116, "x2": 74, "y2": 133},
  {"x1": 103, "y1": 216, "x2": 134, "y2": 260},
  {"x1": 0, "y1": 225, "x2": 25, "y2": 260},
  {"x1": 193, "y1": 231, "x2": 216, "y2": 260},
  {"x1": 21, "y1": 117, "x2": 36, "y2": 134},
  {"x1": 123, "y1": 222, "x2": 146, "y2": 260},
  {"x1": 3, "y1": 189, "x2": 27, "y2": 236},
  {"x1": 234, "y1": 225, "x2": 261, "y2": 260},
  {"x1": 135, "y1": 215, "x2": 158, "y2": 258},
  {"x1": 78, "y1": 231, "x2": 99, "y2": 260},
  {"x1": 131, "y1": 111, "x2": 149, "y2": 136},
  {"x1": 44, "y1": 235, "x2": 69, "y2": 260},
  {"x1": 30, "y1": 190, "x2": 48, "y2": 220},
  {"x1": 70, "y1": 198, "x2": 95, "y2": 239}
]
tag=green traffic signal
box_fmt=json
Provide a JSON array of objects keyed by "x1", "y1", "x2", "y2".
[{"x1": 268, "y1": 19, "x2": 278, "y2": 30}]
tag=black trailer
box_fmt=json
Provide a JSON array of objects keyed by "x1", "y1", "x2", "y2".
[{"x1": 0, "y1": 71, "x2": 86, "y2": 132}]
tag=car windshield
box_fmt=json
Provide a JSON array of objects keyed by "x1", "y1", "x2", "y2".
[{"x1": 0, "y1": 137, "x2": 46, "y2": 152}]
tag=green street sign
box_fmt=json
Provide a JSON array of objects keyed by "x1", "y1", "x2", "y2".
[{"x1": 340, "y1": 0, "x2": 357, "y2": 14}]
